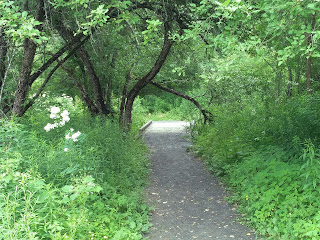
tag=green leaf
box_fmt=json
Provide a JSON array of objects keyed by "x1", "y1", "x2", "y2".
[
  {"x1": 307, "y1": 3, "x2": 315, "y2": 9},
  {"x1": 37, "y1": 192, "x2": 49, "y2": 203},
  {"x1": 70, "y1": 193, "x2": 78, "y2": 201},
  {"x1": 61, "y1": 185, "x2": 74, "y2": 193},
  {"x1": 62, "y1": 196, "x2": 70, "y2": 204},
  {"x1": 129, "y1": 221, "x2": 136, "y2": 229},
  {"x1": 21, "y1": 11, "x2": 28, "y2": 18}
]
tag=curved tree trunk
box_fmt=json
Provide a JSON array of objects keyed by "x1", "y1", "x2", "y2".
[
  {"x1": 20, "y1": 35, "x2": 91, "y2": 116},
  {"x1": 76, "y1": 47, "x2": 109, "y2": 114},
  {"x1": 55, "y1": 20, "x2": 109, "y2": 115},
  {"x1": 123, "y1": 22, "x2": 173, "y2": 130}
]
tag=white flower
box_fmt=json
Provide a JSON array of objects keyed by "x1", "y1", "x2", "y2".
[
  {"x1": 64, "y1": 148, "x2": 69, "y2": 152},
  {"x1": 60, "y1": 120, "x2": 66, "y2": 126},
  {"x1": 70, "y1": 128, "x2": 74, "y2": 132},
  {"x1": 61, "y1": 110, "x2": 69, "y2": 117},
  {"x1": 44, "y1": 125, "x2": 51, "y2": 132},
  {"x1": 50, "y1": 106, "x2": 60, "y2": 114},
  {"x1": 50, "y1": 113, "x2": 59, "y2": 119},
  {"x1": 62, "y1": 115, "x2": 70, "y2": 122},
  {"x1": 44, "y1": 123, "x2": 55, "y2": 132},
  {"x1": 65, "y1": 133, "x2": 72, "y2": 139},
  {"x1": 71, "y1": 131, "x2": 81, "y2": 142},
  {"x1": 57, "y1": 110, "x2": 70, "y2": 124}
]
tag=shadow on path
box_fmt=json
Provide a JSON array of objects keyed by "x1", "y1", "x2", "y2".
[{"x1": 143, "y1": 121, "x2": 256, "y2": 240}]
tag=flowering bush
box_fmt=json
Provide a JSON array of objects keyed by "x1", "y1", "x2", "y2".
[
  {"x1": 1, "y1": 95, "x2": 151, "y2": 239},
  {"x1": 44, "y1": 106, "x2": 71, "y2": 131}
]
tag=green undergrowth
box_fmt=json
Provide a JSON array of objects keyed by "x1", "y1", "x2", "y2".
[
  {"x1": 0, "y1": 98, "x2": 151, "y2": 239},
  {"x1": 193, "y1": 94, "x2": 320, "y2": 239}
]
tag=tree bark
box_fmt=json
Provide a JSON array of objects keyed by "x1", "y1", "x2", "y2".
[
  {"x1": 123, "y1": 22, "x2": 173, "y2": 130},
  {"x1": 150, "y1": 81, "x2": 214, "y2": 123},
  {"x1": 12, "y1": 0, "x2": 44, "y2": 116},
  {"x1": 0, "y1": 28, "x2": 7, "y2": 84},
  {"x1": 12, "y1": 0, "x2": 45, "y2": 116},
  {"x1": 0, "y1": 28, "x2": 8, "y2": 115},
  {"x1": 276, "y1": 68, "x2": 282, "y2": 99},
  {"x1": 28, "y1": 33, "x2": 85, "y2": 86},
  {"x1": 119, "y1": 71, "x2": 132, "y2": 127},
  {"x1": 20, "y1": 35, "x2": 91, "y2": 116},
  {"x1": 59, "y1": 63, "x2": 99, "y2": 114},
  {"x1": 55, "y1": 20, "x2": 109, "y2": 115},
  {"x1": 76, "y1": 47, "x2": 109, "y2": 114},
  {"x1": 105, "y1": 53, "x2": 117, "y2": 115},
  {"x1": 12, "y1": 39, "x2": 37, "y2": 116}
]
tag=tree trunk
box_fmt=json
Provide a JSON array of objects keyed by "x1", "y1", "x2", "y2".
[
  {"x1": 305, "y1": 32, "x2": 312, "y2": 94},
  {"x1": 275, "y1": 66, "x2": 282, "y2": 99},
  {"x1": 28, "y1": 33, "x2": 85, "y2": 86},
  {"x1": 60, "y1": 63, "x2": 99, "y2": 114},
  {"x1": 0, "y1": 28, "x2": 8, "y2": 115},
  {"x1": 306, "y1": 52, "x2": 312, "y2": 94},
  {"x1": 123, "y1": 22, "x2": 173, "y2": 130},
  {"x1": 105, "y1": 53, "x2": 117, "y2": 115},
  {"x1": 0, "y1": 28, "x2": 7, "y2": 84},
  {"x1": 55, "y1": 20, "x2": 109, "y2": 115},
  {"x1": 119, "y1": 71, "x2": 132, "y2": 127},
  {"x1": 76, "y1": 47, "x2": 109, "y2": 114},
  {"x1": 19, "y1": 35, "x2": 91, "y2": 116},
  {"x1": 12, "y1": 0, "x2": 44, "y2": 116},
  {"x1": 11, "y1": 39, "x2": 37, "y2": 116},
  {"x1": 150, "y1": 81, "x2": 214, "y2": 123}
]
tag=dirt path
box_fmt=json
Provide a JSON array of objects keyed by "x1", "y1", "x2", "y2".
[{"x1": 143, "y1": 121, "x2": 256, "y2": 240}]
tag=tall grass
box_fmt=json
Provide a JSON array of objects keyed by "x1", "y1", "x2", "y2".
[{"x1": 0, "y1": 95, "x2": 151, "y2": 239}]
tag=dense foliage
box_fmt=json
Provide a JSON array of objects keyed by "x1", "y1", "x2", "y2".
[
  {"x1": 190, "y1": 49, "x2": 320, "y2": 239},
  {"x1": 0, "y1": 96, "x2": 150, "y2": 239}
]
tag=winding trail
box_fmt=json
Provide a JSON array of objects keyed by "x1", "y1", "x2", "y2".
[{"x1": 143, "y1": 121, "x2": 256, "y2": 240}]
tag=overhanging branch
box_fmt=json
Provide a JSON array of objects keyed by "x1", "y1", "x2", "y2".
[
  {"x1": 20, "y1": 35, "x2": 90, "y2": 116},
  {"x1": 150, "y1": 81, "x2": 214, "y2": 124}
]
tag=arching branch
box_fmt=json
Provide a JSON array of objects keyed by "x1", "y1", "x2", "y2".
[
  {"x1": 150, "y1": 81, "x2": 214, "y2": 124},
  {"x1": 20, "y1": 35, "x2": 90, "y2": 116}
]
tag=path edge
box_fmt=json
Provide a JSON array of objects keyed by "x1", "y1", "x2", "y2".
[{"x1": 136, "y1": 120, "x2": 153, "y2": 138}]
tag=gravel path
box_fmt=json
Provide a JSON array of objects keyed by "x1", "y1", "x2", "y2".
[{"x1": 143, "y1": 121, "x2": 256, "y2": 240}]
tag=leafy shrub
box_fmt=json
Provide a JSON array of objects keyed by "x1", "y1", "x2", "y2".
[
  {"x1": 193, "y1": 94, "x2": 320, "y2": 238},
  {"x1": 227, "y1": 145, "x2": 320, "y2": 239},
  {"x1": 0, "y1": 101, "x2": 151, "y2": 239},
  {"x1": 193, "y1": 99, "x2": 267, "y2": 175}
]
